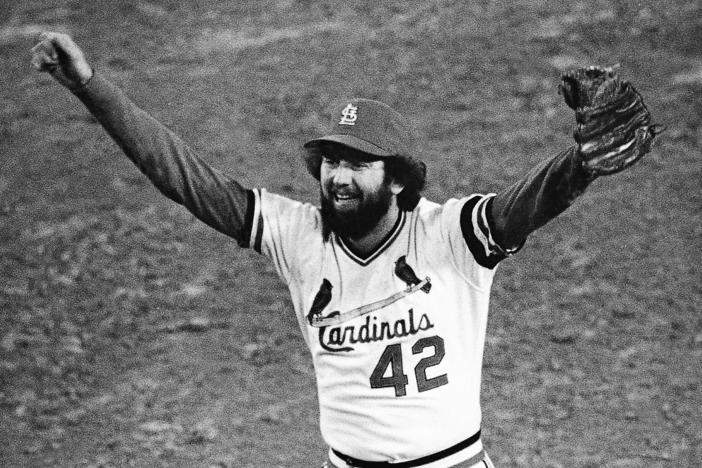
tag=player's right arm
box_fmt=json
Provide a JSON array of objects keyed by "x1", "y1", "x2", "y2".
[{"x1": 31, "y1": 32, "x2": 253, "y2": 245}]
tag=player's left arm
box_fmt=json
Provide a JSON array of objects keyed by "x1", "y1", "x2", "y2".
[
  {"x1": 487, "y1": 145, "x2": 591, "y2": 251},
  {"x1": 486, "y1": 67, "x2": 663, "y2": 252}
]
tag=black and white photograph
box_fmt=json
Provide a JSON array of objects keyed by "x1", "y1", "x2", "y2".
[{"x1": 1, "y1": 1, "x2": 700, "y2": 466}]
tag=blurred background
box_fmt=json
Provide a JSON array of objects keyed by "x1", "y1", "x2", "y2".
[{"x1": 1, "y1": 0, "x2": 700, "y2": 466}]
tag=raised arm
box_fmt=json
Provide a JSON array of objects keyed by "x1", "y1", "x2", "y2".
[
  {"x1": 31, "y1": 32, "x2": 253, "y2": 245},
  {"x1": 488, "y1": 66, "x2": 662, "y2": 252},
  {"x1": 488, "y1": 145, "x2": 592, "y2": 251}
]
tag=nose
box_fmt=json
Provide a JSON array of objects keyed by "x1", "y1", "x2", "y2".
[{"x1": 331, "y1": 161, "x2": 353, "y2": 186}]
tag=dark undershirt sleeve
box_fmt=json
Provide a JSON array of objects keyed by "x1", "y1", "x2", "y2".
[
  {"x1": 487, "y1": 146, "x2": 594, "y2": 252},
  {"x1": 72, "y1": 72, "x2": 253, "y2": 245}
]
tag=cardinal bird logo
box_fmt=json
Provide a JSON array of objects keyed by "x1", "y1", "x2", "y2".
[{"x1": 306, "y1": 256, "x2": 431, "y2": 327}]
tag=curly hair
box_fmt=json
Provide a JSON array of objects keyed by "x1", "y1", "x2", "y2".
[{"x1": 382, "y1": 154, "x2": 426, "y2": 210}]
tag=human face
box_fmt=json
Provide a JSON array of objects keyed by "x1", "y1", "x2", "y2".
[{"x1": 319, "y1": 149, "x2": 399, "y2": 240}]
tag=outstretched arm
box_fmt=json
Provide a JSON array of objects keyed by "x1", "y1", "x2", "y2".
[
  {"x1": 31, "y1": 32, "x2": 253, "y2": 245},
  {"x1": 487, "y1": 66, "x2": 662, "y2": 252},
  {"x1": 488, "y1": 145, "x2": 593, "y2": 251}
]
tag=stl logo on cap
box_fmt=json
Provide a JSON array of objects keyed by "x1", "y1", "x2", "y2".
[{"x1": 338, "y1": 103, "x2": 358, "y2": 126}]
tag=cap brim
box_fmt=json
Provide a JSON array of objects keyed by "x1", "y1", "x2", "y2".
[{"x1": 303, "y1": 135, "x2": 393, "y2": 157}]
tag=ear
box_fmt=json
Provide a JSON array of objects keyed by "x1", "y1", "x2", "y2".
[{"x1": 389, "y1": 180, "x2": 405, "y2": 195}]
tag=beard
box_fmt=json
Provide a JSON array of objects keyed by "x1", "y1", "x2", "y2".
[{"x1": 320, "y1": 182, "x2": 394, "y2": 241}]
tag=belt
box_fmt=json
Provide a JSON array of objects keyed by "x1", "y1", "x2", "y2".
[{"x1": 331, "y1": 429, "x2": 481, "y2": 468}]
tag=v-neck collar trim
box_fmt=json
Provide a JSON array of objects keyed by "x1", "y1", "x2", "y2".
[{"x1": 336, "y1": 211, "x2": 406, "y2": 266}]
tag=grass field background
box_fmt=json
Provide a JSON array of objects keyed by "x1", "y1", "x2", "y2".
[{"x1": 1, "y1": 0, "x2": 700, "y2": 466}]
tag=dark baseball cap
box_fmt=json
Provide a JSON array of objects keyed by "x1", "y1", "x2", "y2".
[{"x1": 303, "y1": 98, "x2": 414, "y2": 157}]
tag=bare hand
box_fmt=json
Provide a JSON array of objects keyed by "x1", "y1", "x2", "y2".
[{"x1": 30, "y1": 32, "x2": 93, "y2": 89}]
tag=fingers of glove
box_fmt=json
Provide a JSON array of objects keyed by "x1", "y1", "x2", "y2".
[
  {"x1": 560, "y1": 66, "x2": 615, "y2": 109},
  {"x1": 575, "y1": 82, "x2": 644, "y2": 124},
  {"x1": 582, "y1": 125, "x2": 658, "y2": 176},
  {"x1": 591, "y1": 76, "x2": 625, "y2": 108},
  {"x1": 558, "y1": 79, "x2": 579, "y2": 110},
  {"x1": 574, "y1": 106, "x2": 651, "y2": 145},
  {"x1": 561, "y1": 76, "x2": 601, "y2": 109},
  {"x1": 560, "y1": 65, "x2": 623, "y2": 110},
  {"x1": 578, "y1": 110, "x2": 655, "y2": 167}
]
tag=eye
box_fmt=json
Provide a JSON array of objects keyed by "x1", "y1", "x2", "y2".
[{"x1": 321, "y1": 155, "x2": 339, "y2": 166}]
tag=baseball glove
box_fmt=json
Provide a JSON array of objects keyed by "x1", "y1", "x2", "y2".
[{"x1": 559, "y1": 65, "x2": 664, "y2": 176}]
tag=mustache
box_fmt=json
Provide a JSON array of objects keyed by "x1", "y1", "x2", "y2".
[{"x1": 327, "y1": 186, "x2": 360, "y2": 197}]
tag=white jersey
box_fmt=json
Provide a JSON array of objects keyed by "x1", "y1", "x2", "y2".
[{"x1": 246, "y1": 189, "x2": 506, "y2": 463}]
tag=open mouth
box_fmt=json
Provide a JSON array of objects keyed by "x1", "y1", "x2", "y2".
[
  {"x1": 332, "y1": 187, "x2": 360, "y2": 200},
  {"x1": 334, "y1": 193, "x2": 358, "y2": 201},
  {"x1": 332, "y1": 192, "x2": 361, "y2": 208}
]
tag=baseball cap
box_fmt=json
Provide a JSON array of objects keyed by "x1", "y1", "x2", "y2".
[{"x1": 303, "y1": 98, "x2": 414, "y2": 157}]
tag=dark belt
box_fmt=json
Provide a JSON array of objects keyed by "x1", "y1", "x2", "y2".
[{"x1": 332, "y1": 429, "x2": 481, "y2": 468}]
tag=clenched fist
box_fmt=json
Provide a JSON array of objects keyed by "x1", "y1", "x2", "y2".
[{"x1": 31, "y1": 32, "x2": 93, "y2": 89}]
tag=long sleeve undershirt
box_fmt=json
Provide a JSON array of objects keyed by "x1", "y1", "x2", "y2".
[
  {"x1": 73, "y1": 72, "x2": 253, "y2": 245},
  {"x1": 488, "y1": 146, "x2": 594, "y2": 251}
]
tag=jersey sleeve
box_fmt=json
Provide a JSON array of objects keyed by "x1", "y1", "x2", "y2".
[
  {"x1": 458, "y1": 194, "x2": 520, "y2": 269},
  {"x1": 439, "y1": 194, "x2": 516, "y2": 287},
  {"x1": 242, "y1": 188, "x2": 322, "y2": 285}
]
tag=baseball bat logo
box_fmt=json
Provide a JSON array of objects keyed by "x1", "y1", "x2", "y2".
[{"x1": 306, "y1": 256, "x2": 431, "y2": 328}]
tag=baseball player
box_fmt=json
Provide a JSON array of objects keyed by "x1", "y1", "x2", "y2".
[{"x1": 31, "y1": 32, "x2": 661, "y2": 467}]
